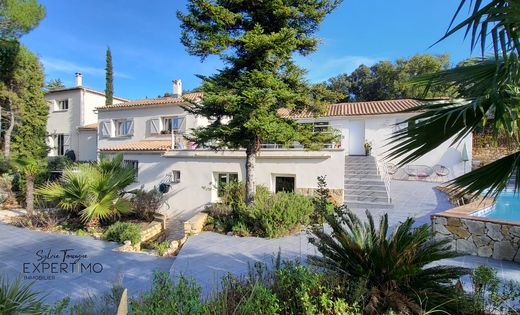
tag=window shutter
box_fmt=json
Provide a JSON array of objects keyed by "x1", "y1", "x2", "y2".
[
  {"x1": 100, "y1": 121, "x2": 111, "y2": 138},
  {"x1": 68, "y1": 98, "x2": 72, "y2": 109},
  {"x1": 64, "y1": 135, "x2": 70, "y2": 150},
  {"x1": 178, "y1": 117, "x2": 186, "y2": 131},
  {"x1": 127, "y1": 120, "x2": 134, "y2": 136},
  {"x1": 150, "y1": 118, "x2": 160, "y2": 134}
]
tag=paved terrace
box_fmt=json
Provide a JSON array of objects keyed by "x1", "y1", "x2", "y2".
[
  {"x1": 171, "y1": 180, "x2": 520, "y2": 295},
  {"x1": 0, "y1": 223, "x2": 172, "y2": 304}
]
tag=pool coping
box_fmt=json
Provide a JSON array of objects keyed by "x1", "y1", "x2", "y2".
[{"x1": 431, "y1": 195, "x2": 520, "y2": 227}]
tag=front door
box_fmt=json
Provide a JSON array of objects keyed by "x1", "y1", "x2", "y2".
[{"x1": 348, "y1": 120, "x2": 365, "y2": 155}]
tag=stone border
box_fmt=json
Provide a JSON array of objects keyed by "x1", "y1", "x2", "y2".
[{"x1": 431, "y1": 196, "x2": 520, "y2": 262}]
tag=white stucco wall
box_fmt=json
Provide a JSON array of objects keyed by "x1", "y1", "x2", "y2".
[
  {"x1": 77, "y1": 129, "x2": 98, "y2": 161},
  {"x1": 45, "y1": 90, "x2": 82, "y2": 156},
  {"x1": 97, "y1": 104, "x2": 203, "y2": 148},
  {"x1": 299, "y1": 113, "x2": 473, "y2": 178},
  {"x1": 116, "y1": 149, "x2": 345, "y2": 220}
]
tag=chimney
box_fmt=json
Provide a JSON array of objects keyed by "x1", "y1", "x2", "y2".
[
  {"x1": 75, "y1": 72, "x2": 83, "y2": 87},
  {"x1": 173, "y1": 79, "x2": 182, "y2": 98}
]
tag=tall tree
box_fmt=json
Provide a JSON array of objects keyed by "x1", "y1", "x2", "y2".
[
  {"x1": 325, "y1": 54, "x2": 453, "y2": 101},
  {"x1": 178, "y1": 0, "x2": 342, "y2": 204},
  {"x1": 387, "y1": 1, "x2": 520, "y2": 198},
  {"x1": 45, "y1": 78, "x2": 64, "y2": 90},
  {"x1": 0, "y1": 0, "x2": 45, "y2": 39},
  {"x1": 105, "y1": 46, "x2": 113, "y2": 105}
]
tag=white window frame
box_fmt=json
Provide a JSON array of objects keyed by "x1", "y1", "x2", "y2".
[
  {"x1": 161, "y1": 116, "x2": 184, "y2": 134},
  {"x1": 99, "y1": 120, "x2": 112, "y2": 138},
  {"x1": 113, "y1": 119, "x2": 134, "y2": 137},
  {"x1": 53, "y1": 99, "x2": 70, "y2": 112},
  {"x1": 213, "y1": 172, "x2": 239, "y2": 200}
]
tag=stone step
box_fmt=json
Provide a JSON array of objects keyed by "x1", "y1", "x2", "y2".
[
  {"x1": 345, "y1": 190, "x2": 388, "y2": 198},
  {"x1": 345, "y1": 168, "x2": 379, "y2": 174},
  {"x1": 344, "y1": 200, "x2": 394, "y2": 210},
  {"x1": 345, "y1": 174, "x2": 381, "y2": 180},
  {"x1": 344, "y1": 195, "x2": 389, "y2": 203},
  {"x1": 344, "y1": 183, "x2": 387, "y2": 191},
  {"x1": 345, "y1": 179, "x2": 386, "y2": 185}
]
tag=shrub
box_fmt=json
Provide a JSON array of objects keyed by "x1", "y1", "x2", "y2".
[
  {"x1": 309, "y1": 207, "x2": 472, "y2": 314},
  {"x1": 0, "y1": 275, "x2": 44, "y2": 315},
  {"x1": 470, "y1": 265, "x2": 520, "y2": 314},
  {"x1": 103, "y1": 222, "x2": 141, "y2": 245},
  {"x1": 312, "y1": 175, "x2": 335, "y2": 224},
  {"x1": 155, "y1": 240, "x2": 170, "y2": 256},
  {"x1": 129, "y1": 187, "x2": 166, "y2": 222},
  {"x1": 12, "y1": 210, "x2": 66, "y2": 230},
  {"x1": 130, "y1": 272, "x2": 205, "y2": 315},
  {"x1": 208, "y1": 181, "x2": 315, "y2": 238}
]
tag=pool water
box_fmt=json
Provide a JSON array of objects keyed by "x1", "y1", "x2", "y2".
[{"x1": 481, "y1": 190, "x2": 520, "y2": 222}]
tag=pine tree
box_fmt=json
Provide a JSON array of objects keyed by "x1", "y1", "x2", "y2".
[
  {"x1": 178, "y1": 0, "x2": 342, "y2": 204},
  {"x1": 105, "y1": 46, "x2": 113, "y2": 105}
]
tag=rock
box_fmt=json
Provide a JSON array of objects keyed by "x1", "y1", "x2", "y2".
[
  {"x1": 486, "y1": 222, "x2": 504, "y2": 241},
  {"x1": 227, "y1": 231, "x2": 234, "y2": 236},
  {"x1": 502, "y1": 226, "x2": 511, "y2": 240},
  {"x1": 456, "y1": 238, "x2": 477, "y2": 255},
  {"x1": 433, "y1": 216, "x2": 447, "y2": 226},
  {"x1": 433, "y1": 221, "x2": 451, "y2": 235},
  {"x1": 477, "y1": 246, "x2": 493, "y2": 257},
  {"x1": 447, "y1": 225, "x2": 471, "y2": 239},
  {"x1": 514, "y1": 249, "x2": 520, "y2": 264},
  {"x1": 509, "y1": 226, "x2": 520, "y2": 238},
  {"x1": 493, "y1": 241, "x2": 516, "y2": 260},
  {"x1": 447, "y1": 217, "x2": 462, "y2": 227},
  {"x1": 473, "y1": 235, "x2": 492, "y2": 247},
  {"x1": 124, "y1": 240, "x2": 132, "y2": 246},
  {"x1": 169, "y1": 241, "x2": 179, "y2": 252},
  {"x1": 464, "y1": 220, "x2": 485, "y2": 235}
]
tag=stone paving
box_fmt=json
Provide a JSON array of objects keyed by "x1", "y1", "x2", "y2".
[
  {"x1": 171, "y1": 180, "x2": 520, "y2": 295},
  {"x1": 0, "y1": 222, "x2": 173, "y2": 304}
]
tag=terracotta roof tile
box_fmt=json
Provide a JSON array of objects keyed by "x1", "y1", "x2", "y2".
[
  {"x1": 96, "y1": 92, "x2": 203, "y2": 111},
  {"x1": 278, "y1": 99, "x2": 423, "y2": 118},
  {"x1": 100, "y1": 140, "x2": 171, "y2": 152}
]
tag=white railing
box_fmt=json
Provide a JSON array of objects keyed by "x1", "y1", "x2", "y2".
[{"x1": 376, "y1": 159, "x2": 392, "y2": 203}]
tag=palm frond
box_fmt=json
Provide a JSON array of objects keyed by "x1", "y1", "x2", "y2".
[{"x1": 0, "y1": 275, "x2": 45, "y2": 315}]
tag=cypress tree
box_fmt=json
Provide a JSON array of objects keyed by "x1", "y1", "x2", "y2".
[
  {"x1": 178, "y1": 0, "x2": 342, "y2": 204},
  {"x1": 105, "y1": 46, "x2": 113, "y2": 105}
]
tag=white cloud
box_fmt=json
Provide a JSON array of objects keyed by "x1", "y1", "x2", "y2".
[
  {"x1": 41, "y1": 57, "x2": 133, "y2": 79},
  {"x1": 296, "y1": 54, "x2": 383, "y2": 83}
]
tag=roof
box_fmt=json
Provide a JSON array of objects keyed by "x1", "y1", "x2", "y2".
[
  {"x1": 96, "y1": 92, "x2": 203, "y2": 111},
  {"x1": 278, "y1": 99, "x2": 423, "y2": 118},
  {"x1": 78, "y1": 123, "x2": 97, "y2": 130},
  {"x1": 99, "y1": 140, "x2": 171, "y2": 152},
  {"x1": 45, "y1": 86, "x2": 128, "y2": 102}
]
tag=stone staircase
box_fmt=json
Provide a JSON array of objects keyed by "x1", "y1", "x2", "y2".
[{"x1": 344, "y1": 155, "x2": 393, "y2": 209}]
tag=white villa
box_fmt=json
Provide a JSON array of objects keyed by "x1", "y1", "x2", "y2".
[
  {"x1": 87, "y1": 79, "x2": 473, "y2": 220},
  {"x1": 44, "y1": 73, "x2": 127, "y2": 161}
]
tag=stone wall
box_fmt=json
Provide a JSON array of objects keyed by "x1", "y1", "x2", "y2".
[
  {"x1": 432, "y1": 215, "x2": 520, "y2": 262},
  {"x1": 140, "y1": 221, "x2": 165, "y2": 243}
]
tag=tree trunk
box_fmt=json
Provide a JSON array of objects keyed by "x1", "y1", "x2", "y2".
[
  {"x1": 245, "y1": 144, "x2": 257, "y2": 205},
  {"x1": 25, "y1": 173, "x2": 34, "y2": 216},
  {"x1": 3, "y1": 99, "x2": 15, "y2": 159}
]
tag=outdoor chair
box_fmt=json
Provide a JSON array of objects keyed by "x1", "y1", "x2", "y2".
[
  {"x1": 404, "y1": 165, "x2": 433, "y2": 179},
  {"x1": 433, "y1": 165, "x2": 450, "y2": 177}
]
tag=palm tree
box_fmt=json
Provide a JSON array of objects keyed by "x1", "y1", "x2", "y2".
[
  {"x1": 308, "y1": 208, "x2": 471, "y2": 314},
  {"x1": 12, "y1": 156, "x2": 45, "y2": 216},
  {"x1": 37, "y1": 154, "x2": 136, "y2": 227},
  {"x1": 387, "y1": 0, "x2": 520, "y2": 198}
]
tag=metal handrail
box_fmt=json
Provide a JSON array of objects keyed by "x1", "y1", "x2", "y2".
[{"x1": 376, "y1": 159, "x2": 392, "y2": 203}]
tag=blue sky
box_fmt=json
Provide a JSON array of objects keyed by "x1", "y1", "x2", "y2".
[{"x1": 22, "y1": 0, "x2": 474, "y2": 100}]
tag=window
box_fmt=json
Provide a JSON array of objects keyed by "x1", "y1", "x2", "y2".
[
  {"x1": 123, "y1": 160, "x2": 139, "y2": 178},
  {"x1": 56, "y1": 134, "x2": 70, "y2": 156},
  {"x1": 162, "y1": 116, "x2": 183, "y2": 133},
  {"x1": 275, "y1": 176, "x2": 295, "y2": 193},
  {"x1": 216, "y1": 173, "x2": 238, "y2": 197},
  {"x1": 172, "y1": 170, "x2": 181, "y2": 183},
  {"x1": 313, "y1": 122, "x2": 330, "y2": 133},
  {"x1": 114, "y1": 119, "x2": 134, "y2": 137},
  {"x1": 57, "y1": 100, "x2": 68, "y2": 111}
]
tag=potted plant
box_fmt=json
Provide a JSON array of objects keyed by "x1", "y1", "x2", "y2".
[{"x1": 364, "y1": 141, "x2": 372, "y2": 156}]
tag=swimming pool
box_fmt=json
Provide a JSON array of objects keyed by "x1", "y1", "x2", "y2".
[{"x1": 476, "y1": 190, "x2": 520, "y2": 222}]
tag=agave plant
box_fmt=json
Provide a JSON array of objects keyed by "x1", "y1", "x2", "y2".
[
  {"x1": 387, "y1": 0, "x2": 520, "y2": 199},
  {"x1": 37, "y1": 154, "x2": 136, "y2": 226},
  {"x1": 0, "y1": 275, "x2": 44, "y2": 315},
  {"x1": 308, "y1": 207, "x2": 471, "y2": 314}
]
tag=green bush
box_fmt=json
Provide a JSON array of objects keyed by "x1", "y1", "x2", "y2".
[
  {"x1": 0, "y1": 275, "x2": 44, "y2": 315},
  {"x1": 103, "y1": 222, "x2": 141, "y2": 245},
  {"x1": 470, "y1": 265, "x2": 520, "y2": 314},
  {"x1": 155, "y1": 240, "x2": 170, "y2": 256},
  {"x1": 129, "y1": 187, "x2": 165, "y2": 222},
  {"x1": 208, "y1": 181, "x2": 315, "y2": 238},
  {"x1": 131, "y1": 272, "x2": 205, "y2": 315}
]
